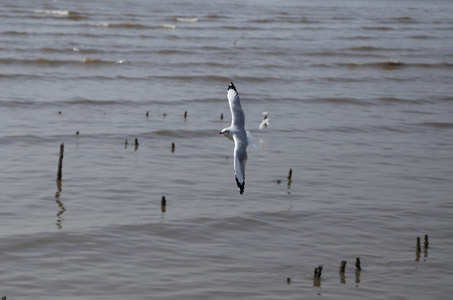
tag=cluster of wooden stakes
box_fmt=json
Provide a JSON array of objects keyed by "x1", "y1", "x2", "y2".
[{"x1": 285, "y1": 234, "x2": 429, "y2": 286}]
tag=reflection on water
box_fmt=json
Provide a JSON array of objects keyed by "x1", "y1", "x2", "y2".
[
  {"x1": 55, "y1": 179, "x2": 66, "y2": 230},
  {"x1": 339, "y1": 270, "x2": 346, "y2": 284},
  {"x1": 355, "y1": 269, "x2": 361, "y2": 286},
  {"x1": 313, "y1": 277, "x2": 321, "y2": 288}
]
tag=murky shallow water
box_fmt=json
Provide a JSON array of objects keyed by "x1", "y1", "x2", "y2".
[{"x1": 1, "y1": 0, "x2": 453, "y2": 298}]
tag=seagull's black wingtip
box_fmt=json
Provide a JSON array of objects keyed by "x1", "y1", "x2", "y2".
[
  {"x1": 235, "y1": 176, "x2": 245, "y2": 195},
  {"x1": 228, "y1": 82, "x2": 237, "y2": 92}
]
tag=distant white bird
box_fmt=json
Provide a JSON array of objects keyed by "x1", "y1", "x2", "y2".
[
  {"x1": 259, "y1": 111, "x2": 270, "y2": 130},
  {"x1": 219, "y1": 82, "x2": 256, "y2": 195}
]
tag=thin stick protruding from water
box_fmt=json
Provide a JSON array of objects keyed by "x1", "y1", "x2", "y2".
[
  {"x1": 355, "y1": 257, "x2": 361, "y2": 271},
  {"x1": 57, "y1": 143, "x2": 64, "y2": 181},
  {"x1": 171, "y1": 142, "x2": 175, "y2": 153},
  {"x1": 339, "y1": 260, "x2": 347, "y2": 273},
  {"x1": 424, "y1": 234, "x2": 429, "y2": 249},
  {"x1": 416, "y1": 236, "x2": 421, "y2": 252},
  {"x1": 314, "y1": 265, "x2": 323, "y2": 279},
  {"x1": 161, "y1": 196, "x2": 166, "y2": 212},
  {"x1": 287, "y1": 168, "x2": 292, "y2": 188}
]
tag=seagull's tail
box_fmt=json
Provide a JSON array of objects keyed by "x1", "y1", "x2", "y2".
[{"x1": 235, "y1": 176, "x2": 245, "y2": 195}]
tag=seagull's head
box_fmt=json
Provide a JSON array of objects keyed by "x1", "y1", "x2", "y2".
[{"x1": 219, "y1": 128, "x2": 234, "y2": 141}]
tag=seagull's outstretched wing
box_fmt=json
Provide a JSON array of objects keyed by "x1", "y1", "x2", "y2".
[
  {"x1": 233, "y1": 134, "x2": 248, "y2": 195},
  {"x1": 246, "y1": 130, "x2": 258, "y2": 150},
  {"x1": 227, "y1": 82, "x2": 245, "y2": 128}
]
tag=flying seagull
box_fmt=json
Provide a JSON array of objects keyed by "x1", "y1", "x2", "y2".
[{"x1": 219, "y1": 82, "x2": 256, "y2": 194}]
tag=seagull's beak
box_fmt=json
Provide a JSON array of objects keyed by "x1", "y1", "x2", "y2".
[{"x1": 219, "y1": 131, "x2": 223, "y2": 134}]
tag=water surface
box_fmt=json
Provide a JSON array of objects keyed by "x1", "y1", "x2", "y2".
[{"x1": 1, "y1": 0, "x2": 453, "y2": 299}]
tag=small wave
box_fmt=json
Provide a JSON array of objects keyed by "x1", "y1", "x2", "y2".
[
  {"x1": 161, "y1": 24, "x2": 176, "y2": 29},
  {"x1": 114, "y1": 59, "x2": 131, "y2": 65},
  {"x1": 33, "y1": 9, "x2": 80, "y2": 19},
  {"x1": 220, "y1": 25, "x2": 260, "y2": 31},
  {"x1": 147, "y1": 129, "x2": 214, "y2": 139},
  {"x1": 80, "y1": 58, "x2": 113, "y2": 65},
  {"x1": 0, "y1": 73, "x2": 40, "y2": 80},
  {"x1": 205, "y1": 14, "x2": 223, "y2": 19},
  {"x1": 339, "y1": 60, "x2": 403, "y2": 70},
  {"x1": 33, "y1": 9, "x2": 70, "y2": 16},
  {"x1": 2, "y1": 30, "x2": 27, "y2": 36},
  {"x1": 340, "y1": 60, "x2": 453, "y2": 70},
  {"x1": 416, "y1": 122, "x2": 453, "y2": 129},
  {"x1": 98, "y1": 22, "x2": 148, "y2": 29},
  {"x1": 250, "y1": 18, "x2": 274, "y2": 24},
  {"x1": 250, "y1": 16, "x2": 316, "y2": 24},
  {"x1": 375, "y1": 60, "x2": 403, "y2": 68},
  {"x1": 0, "y1": 100, "x2": 37, "y2": 108},
  {"x1": 414, "y1": 62, "x2": 453, "y2": 69},
  {"x1": 176, "y1": 17, "x2": 198, "y2": 23},
  {"x1": 409, "y1": 35, "x2": 433, "y2": 40},
  {"x1": 309, "y1": 97, "x2": 371, "y2": 106},
  {"x1": 349, "y1": 46, "x2": 382, "y2": 52},
  {"x1": 0, "y1": 57, "x2": 117, "y2": 66},
  {"x1": 156, "y1": 49, "x2": 192, "y2": 55},
  {"x1": 150, "y1": 74, "x2": 231, "y2": 83},
  {"x1": 377, "y1": 97, "x2": 430, "y2": 105},
  {"x1": 0, "y1": 57, "x2": 67, "y2": 66},
  {"x1": 391, "y1": 16, "x2": 417, "y2": 24},
  {"x1": 362, "y1": 26, "x2": 393, "y2": 31},
  {"x1": 66, "y1": 98, "x2": 129, "y2": 106}
]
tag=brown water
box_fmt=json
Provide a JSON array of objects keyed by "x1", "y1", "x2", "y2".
[{"x1": 1, "y1": 0, "x2": 453, "y2": 299}]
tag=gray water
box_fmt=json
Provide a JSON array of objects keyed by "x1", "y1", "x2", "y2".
[{"x1": 1, "y1": 0, "x2": 453, "y2": 299}]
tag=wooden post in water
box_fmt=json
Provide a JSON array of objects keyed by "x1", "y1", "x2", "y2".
[
  {"x1": 415, "y1": 236, "x2": 421, "y2": 261},
  {"x1": 314, "y1": 265, "x2": 323, "y2": 279},
  {"x1": 339, "y1": 260, "x2": 347, "y2": 273},
  {"x1": 424, "y1": 234, "x2": 429, "y2": 258},
  {"x1": 57, "y1": 143, "x2": 64, "y2": 181},
  {"x1": 184, "y1": 111, "x2": 187, "y2": 120},
  {"x1": 171, "y1": 142, "x2": 175, "y2": 153},
  {"x1": 161, "y1": 195, "x2": 166, "y2": 212},
  {"x1": 220, "y1": 113, "x2": 223, "y2": 120},
  {"x1": 313, "y1": 265, "x2": 322, "y2": 287},
  {"x1": 287, "y1": 168, "x2": 292, "y2": 188},
  {"x1": 135, "y1": 138, "x2": 139, "y2": 151},
  {"x1": 355, "y1": 257, "x2": 361, "y2": 271}
]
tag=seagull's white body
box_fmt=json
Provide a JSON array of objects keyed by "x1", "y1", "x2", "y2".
[{"x1": 220, "y1": 82, "x2": 256, "y2": 194}]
